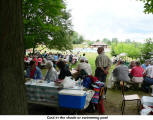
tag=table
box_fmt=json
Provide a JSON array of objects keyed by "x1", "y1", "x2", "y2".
[{"x1": 25, "y1": 80, "x2": 94, "y2": 109}]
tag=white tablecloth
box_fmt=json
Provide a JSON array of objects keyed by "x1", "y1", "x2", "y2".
[{"x1": 25, "y1": 80, "x2": 94, "y2": 109}]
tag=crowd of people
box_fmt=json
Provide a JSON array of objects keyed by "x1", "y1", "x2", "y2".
[
  {"x1": 24, "y1": 51, "x2": 91, "y2": 82},
  {"x1": 24, "y1": 48, "x2": 153, "y2": 94},
  {"x1": 23, "y1": 47, "x2": 153, "y2": 114},
  {"x1": 112, "y1": 59, "x2": 153, "y2": 92}
]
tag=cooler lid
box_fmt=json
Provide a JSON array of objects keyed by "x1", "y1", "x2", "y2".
[{"x1": 58, "y1": 89, "x2": 86, "y2": 96}]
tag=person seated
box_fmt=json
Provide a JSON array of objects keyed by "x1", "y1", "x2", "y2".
[
  {"x1": 38, "y1": 56, "x2": 42, "y2": 63},
  {"x1": 26, "y1": 60, "x2": 42, "y2": 79},
  {"x1": 38, "y1": 56, "x2": 42, "y2": 68},
  {"x1": 142, "y1": 61, "x2": 153, "y2": 92},
  {"x1": 56, "y1": 60, "x2": 72, "y2": 80},
  {"x1": 113, "y1": 60, "x2": 130, "y2": 82},
  {"x1": 44, "y1": 61, "x2": 58, "y2": 82},
  {"x1": 63, "y1": 59, "x2": 70, "y2": 70},
  {"x1": 142, "y1": 59, "x2": 150, "y2": 70},
  {"x1": 77, "y1": 58, "x2": 92, "y2": 75},
  {"x1": 85, "y1": 59, "x2": 92, "y2": 75},
  {"x1": 130, "y1": 61, "x2": 144, "y2": 83},
  {"x1": 28, "y1": 55, "x2": 33, "y2": 61},
  {"x1": 42, "y1": 57, "x2": 47, "y2": 64},
  {"x1": 24, "y1": 55, "x2": 28, "y2": 61},
  {"x1": 128, "y1": 61, "x2": 135, "y2": 69},
  {"x1": 33, "y1": 56, "x2": 38, "y2": 66},
  {"x1": 80, "y1": 53, "x2": 86, "y2": 61}
]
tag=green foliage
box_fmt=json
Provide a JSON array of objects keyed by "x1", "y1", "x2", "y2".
[
  {"x1": 139, "y1": 0, "x2": 153, "y2": 14},
  {"x1": 23, "y1": 0, "x2": 73, "y2": 51},
  {"x1": 125, "y1": 39, "x2": 132, "y2": 43},
  {"x1": 102, "y1": 38, "x2": 111, "y2": 45},
  {"x1": 112, "y1": 38, "x2": 119, "y2": 45},
  {"x1": 96, "y1": 39, "x2": 100, "y2": 42},
  {"x1": 141, "y1": 38, "x2": 153, "y2": 61},
  {"x1": 111, "y1": 42, "x2": 142, "y2": 59},
  {"x1": 87, "y1": 40, "x2": 94, "y2": 46},
  {"x1": 72, "y1": 32, "x2": 85, "y2": 44}
]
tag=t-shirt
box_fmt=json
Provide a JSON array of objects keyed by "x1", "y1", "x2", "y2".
[
  {"x1": 38, "y1": 58, "x2": 42, "y2": 63},
  {"x1": 142, "y1": 64, "x2": 150, "y2": 70},
  {"x1": 131, "y1": 66, "x2": 144, "y2": 77},
  {"x1": 33, "y1": 58, "x2": 38, "y2": 66},
  {"x1": 146, "y1": 65, "x2": 153, "y2": 78}
]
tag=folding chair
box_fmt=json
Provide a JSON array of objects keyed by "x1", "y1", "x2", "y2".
[{"x1": 120, "y1": 81, "x2": 141, "y2": 115}]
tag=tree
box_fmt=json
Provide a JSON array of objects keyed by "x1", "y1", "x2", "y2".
[
  {"x1": 78, "y1": 35, "x2": 84, "y2": 44},
  {"x1": 0, "y1": 0, "x2": 28, "y2": 114},
  {"x1": 96, "y1": 39, "x2": 100, "y2": 42},
  {"x1": 125, "y1": 39, "x2": 131, "y2": 43},
  {"x1": 139, "y1": 0, "x2": 153, "y2": 14},
  {"x1": 102, "y1": 38, "x2": 111, "y2": 45},
  {"x1": 72, "y1": 32, "x2": 85, "y2": 44},
  {"x1": 112, "y1": 38, "x2": 118, "y2": 45},
  {"x1": 111, "y1": 42, "x2": 142, "y2": 59},
  {"x1": 87, "y1": 40, "x2": 94, "y2": 46},
  {"x1": 141, "y1": 38, "x2": 153, "y2": 61},
  {"x1": 23, "y1": 0, "x2": 73, "y2": 52}
]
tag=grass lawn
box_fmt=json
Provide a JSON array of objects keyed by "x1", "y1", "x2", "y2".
[{"x1": 41, "y1": 52, "x2": 150, "y2": 115}]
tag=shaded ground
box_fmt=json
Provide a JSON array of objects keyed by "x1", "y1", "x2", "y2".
[
  {"x1": 32, "y1": 55, "x2": 150, "y2": 115},
  {"x1": 28, "y1": 88, "x2": 150, "y2": 115}
]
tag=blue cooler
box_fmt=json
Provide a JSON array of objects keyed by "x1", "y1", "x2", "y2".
[{"x1": 58, "y1": 89, "x2": 86, "y2": 109}]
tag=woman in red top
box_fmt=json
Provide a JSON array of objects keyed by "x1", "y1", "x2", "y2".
[
  {"x1": 33, "y1": 56, "x2": 38, "y2": 66},
  {"x1": 130, "y1": 61, "x2": 144, "y2": 83}
]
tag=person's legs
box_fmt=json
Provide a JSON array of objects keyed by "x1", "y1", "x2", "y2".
[
  {"x1": 95, "y1": 68, "x2": 102, "y2": 81},
  {"x1": 142, "y1": 77, "x2": 153, "y2": 92},
  {"x1": 95, "y1": 67, "x2": 106, "y2": 82},
  {"x1": 95, "y1": 67, "x2": 107, "y2": 98}
]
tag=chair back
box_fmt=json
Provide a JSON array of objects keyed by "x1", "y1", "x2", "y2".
[
  {"x1": 120, "y1": 81, "x2": 125, "y2": 98},
  {"x1": 99, "y1": 87, "x2": 105, "y2": 102}
]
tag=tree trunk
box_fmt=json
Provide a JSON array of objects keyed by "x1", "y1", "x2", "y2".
[
  {"x1": 33, "y1": 47, "x2": 35, "y2": 55},
  {"x1": 0, "y1": 0, "x2": 28, "y2": 114}
]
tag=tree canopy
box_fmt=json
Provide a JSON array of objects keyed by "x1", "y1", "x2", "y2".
[
  {"x1": 72, "y1": 32, "x2": 85, "y2": 44},
  {"x1": 23, "y1": 0, "x2": 73, "y2": 51},
  {"x1": 111, "y1": 42, "x2": 142, "y2": 59},
  {"x1": 139, "y1": 0, "x2": 153, "y2": 14},
  {"x1": 141, "y1": 38, "x2": 153, "y2": 61}
]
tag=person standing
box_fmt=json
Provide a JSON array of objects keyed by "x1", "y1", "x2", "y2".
[
  {"x1": 95, "y1": 47, "x2": 112, "y2": 98},
  {"x1": 95, "y1": 47, "x2": 112, "y2": 82}
]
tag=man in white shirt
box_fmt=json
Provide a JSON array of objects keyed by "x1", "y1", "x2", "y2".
[
  {"x1": 142, "y1": 61, "x2": 153, "y2": 92},
  {"x1": 85, "y1": 59, "x2": 92, "y2": 75},
  {"x1": 80, "y1": 53, "x2": 86, "y2": 61},
  {"x1": 77, "y1": 58, "x2": 92, "y2": 75}
]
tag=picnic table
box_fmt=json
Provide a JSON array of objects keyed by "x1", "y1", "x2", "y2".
[{"x1": 25, "y1": 80, "x2": 94, "y2": 109}]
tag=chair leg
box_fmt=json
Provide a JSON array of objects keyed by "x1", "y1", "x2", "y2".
[{"x1": 121, "y1": 100, "x2": 125, "y2": 115}]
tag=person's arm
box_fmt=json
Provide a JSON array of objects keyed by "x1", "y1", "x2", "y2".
[
  {"x1": 104, "y1": 57, "x2": 112, "y2": 74},
  {"x1": 130, "y1": 68, "x2": 134, "y2": 76},
  {"x1": 143, "y1": 67, "x2": 148, "y2": 76},
  {"x1": 95, "y1": 57, "x2": 98, "y2": 68}
]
